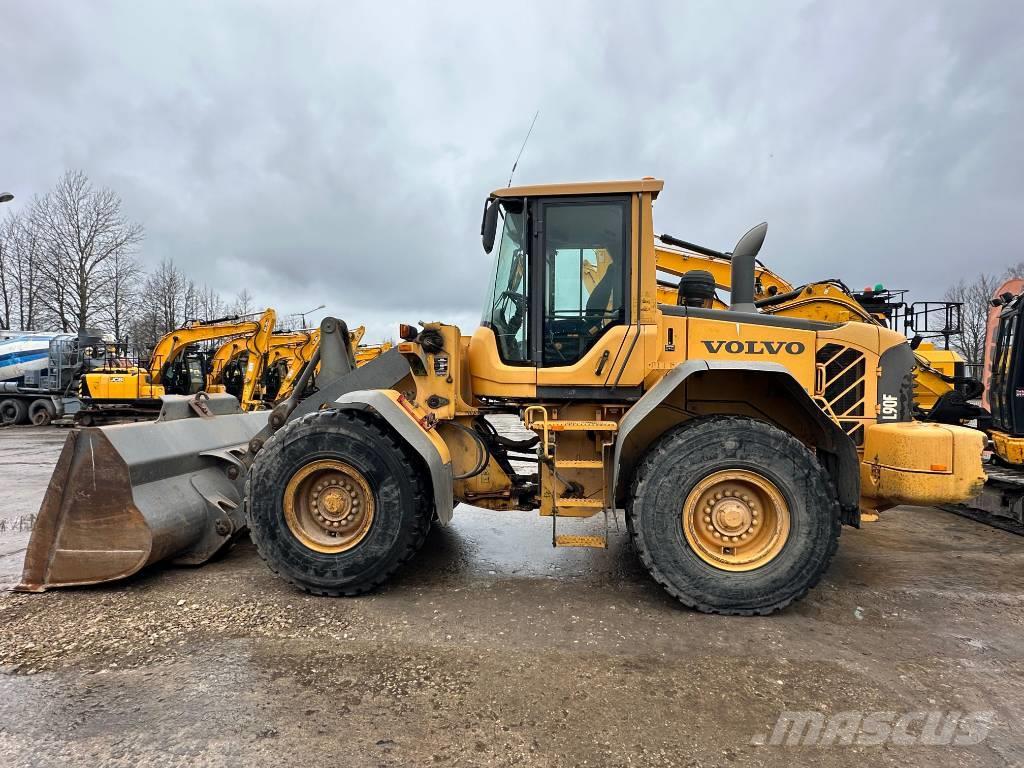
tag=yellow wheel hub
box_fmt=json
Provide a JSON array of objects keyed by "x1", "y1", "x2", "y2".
[
  {"x1": 682, "y1": 469, "x2": 791, "y2": 571},
  {"x1": 283, "y1": 459, "x2": 375, "y2": 554}
]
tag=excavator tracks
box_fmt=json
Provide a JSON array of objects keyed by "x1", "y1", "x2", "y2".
[{"x1": 942, "y1": 462, "x2": 1024, "y2": 536}]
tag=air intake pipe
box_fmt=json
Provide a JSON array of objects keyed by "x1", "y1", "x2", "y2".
[{"x1": 729, "y1": 222, "x2": 768, "y2": 313}]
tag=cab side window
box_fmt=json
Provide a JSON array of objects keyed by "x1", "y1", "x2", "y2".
[{"x1": 542, "y1": 201, "x2": 628, "y2": 366}]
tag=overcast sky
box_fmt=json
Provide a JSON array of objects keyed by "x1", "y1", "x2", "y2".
[{"x1": 2, "y1": 1, "x2": 1022, "y2": 341}]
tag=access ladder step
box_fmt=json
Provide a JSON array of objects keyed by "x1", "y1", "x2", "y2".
[
  {"x1": 553, "y1": 459, "x2": 605, "y2": 469},
  {"x1": 554, "y1": 534, "x2": 607, "y2": 549},
  {"x1": 544, "y1": 420, "x2": 618, "y2": 432},
  {"x1": 557, "y1": 497, "x2": 605, "y2": 508}
]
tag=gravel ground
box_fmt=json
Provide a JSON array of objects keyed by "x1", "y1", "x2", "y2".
[{"x1": 0, "y1": 425, "x2": 1022, "y2": 767}]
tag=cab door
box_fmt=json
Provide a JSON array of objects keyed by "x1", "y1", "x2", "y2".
[{"x1": 533, "y1": 195, "x2": 640, "y2": 397}]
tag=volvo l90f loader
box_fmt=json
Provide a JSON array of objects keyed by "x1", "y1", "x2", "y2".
[{"x1": 19, "y1": 179, "x2": 986, "y2": 615}]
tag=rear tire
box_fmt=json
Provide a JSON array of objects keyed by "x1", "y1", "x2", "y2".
[
  {"x1": 0, "y1": 399, "x2": 28, "y2": 426},
  {"x1": 627, "y1": 416, "x2": 840, "y2": 615},
  {"x1": 247, "y1": 408, "x2": 432, "y2": 596},
  {"x1": 29, "y1": 399, "x2": 56, "y2": 426}
]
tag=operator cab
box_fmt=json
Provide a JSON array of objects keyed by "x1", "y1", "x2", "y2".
[
  {"x1": 473, "y1": 179, "x2": 664, "y2": 399},
  {"x1": 481, "y1": 187, "x2": 631, "y2": 367}
]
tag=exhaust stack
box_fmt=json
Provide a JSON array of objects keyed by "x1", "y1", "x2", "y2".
[{"x1": 729, "y1": 222, "x2": 768, "y2": 313}]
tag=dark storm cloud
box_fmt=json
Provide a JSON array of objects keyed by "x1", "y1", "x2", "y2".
[{"x1": 2, "y1": 1, "x2": 1021, "y2": 340}]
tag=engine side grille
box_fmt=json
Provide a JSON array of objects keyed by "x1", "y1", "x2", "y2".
[{"x1": 815, "y1": 343, "x2": 867, "y2": 445}]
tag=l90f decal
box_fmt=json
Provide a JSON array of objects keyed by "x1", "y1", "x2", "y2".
[{"x1": 880, "y1": 394, "x2": 899, "y2": 420}]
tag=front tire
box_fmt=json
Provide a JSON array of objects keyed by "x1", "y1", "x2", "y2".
[
  {"x1": 248, "y1": 408, "x2": 432, "y2": 596},
  {"x1": 627, "y1": 416, "x2": 840, "y2": 615}
]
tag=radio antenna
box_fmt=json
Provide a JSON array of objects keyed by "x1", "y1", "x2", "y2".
[{"x1": 507, "y1": 110, "x2": 539, "y2": 187}]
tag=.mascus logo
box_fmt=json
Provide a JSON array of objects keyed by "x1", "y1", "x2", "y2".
[{"x1": 702, "y1": 340, "x2": 806, "y2": 355}]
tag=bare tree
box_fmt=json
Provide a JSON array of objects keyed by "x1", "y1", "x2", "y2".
[
  {"x1": 97, "y1": 248, "x2": 143, "y2": 341},
  {"x1": 133, "y1": 258, "x2": 186, "y2": 350},
  {"x1": 182, "y1": 279, "x2": 202, "y2": 323},
  {"x1": 195, "y1": 284, "x2": 224, "y2": 321},
  {"x1": 945, "y1": 264, "x2": 1024, "y2": 369},
  {"x1": 0, "y1": 209, "x2": 45, "y2": 331},
  {"x1": 945, "y1": 273, "x2": 1002, "y2": 368},
  {"x1": 33, "y1": 170, "x2": 144, "y2": 332},
  {"x1": 127, "y1": 257, "x2": 232, "y2": 356},
  {"x1": 231, "y1": 288, "x2": 255, "y2": 317},
  {"x1": 0, "y1": 215, "x2": 14, "y2": 329}
]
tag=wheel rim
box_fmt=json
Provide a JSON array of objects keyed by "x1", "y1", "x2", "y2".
[
  {"x1": 283, "y1": 459, "x2": 375, "y2": 554},
  {"x1": 681, "y1": 469, "x2": 791, "y2": 572}
]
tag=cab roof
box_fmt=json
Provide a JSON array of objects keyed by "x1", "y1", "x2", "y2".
[{"x1": 491, "y1": 178, "x2": 664, "y2": 199}]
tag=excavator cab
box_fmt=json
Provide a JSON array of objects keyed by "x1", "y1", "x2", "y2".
[
  {"x1": 164, "y1": 351, "x2": 209, "y2": 395},
  {"x1": 988, "y1": 291, "x2": 1024, "y2": 458}
]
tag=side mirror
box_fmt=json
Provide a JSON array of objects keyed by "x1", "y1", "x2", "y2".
[{"x1": 481, "y1": 197, "x2": 500, "y2": 254}]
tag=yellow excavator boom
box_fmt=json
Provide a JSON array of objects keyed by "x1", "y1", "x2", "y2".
[
  {"x1": 272, "y1": 326, "x2": 393, "y2": 403},
  {"x1": 80, "y1": 309, "x2": 277, "y2": 408}
]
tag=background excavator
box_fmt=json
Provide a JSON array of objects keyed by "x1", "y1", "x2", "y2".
[
  {"x1": 946, "y1": 282, "x2": 1024, "y2": 533},
  {"x1": 18, "y1": 177, "x2": 986, "y2": 616},
  {"x1": 267, "y1": 328, "x2": 394, "y2": 403},
  {"x1": 260, "y1": 329, "x2": 322, "y2": 403},
  {"x1": 76, "y1": 309, "x2": 277, "y2": 424},
  {"x1": 79, "y1": 316, "x2": 389, "y2": 424},
  {"x1": 203, "y1": 320, "x2": 324, "y2": 409}
]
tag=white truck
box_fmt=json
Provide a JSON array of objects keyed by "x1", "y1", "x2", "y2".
[{"x1": 0, "y1": 331, "x2": 106, "y2": 425}]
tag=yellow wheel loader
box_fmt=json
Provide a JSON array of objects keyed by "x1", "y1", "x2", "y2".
[
  {"x1": 19, "y1": 179, "x2": 986, "y2": 615},
  {"x1": 77, "y1": 309, "x2": 277, "y2": 423}
]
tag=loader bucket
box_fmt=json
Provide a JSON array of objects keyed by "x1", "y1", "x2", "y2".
[{"x1": 17, "y1": 395, "x2": 268, "y2": 591}]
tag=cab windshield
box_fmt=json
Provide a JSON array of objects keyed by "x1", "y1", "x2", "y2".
[{"x1": 482, "y1": 202, "x2": 529, "y2": 363}]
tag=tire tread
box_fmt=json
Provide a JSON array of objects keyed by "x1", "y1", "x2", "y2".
[
  {"x1": 626, "y1": 415, "x2": 841, "y2": 616},
  {"x1": 247, "y1": 408, "x2": 432, "y2": 596}
]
